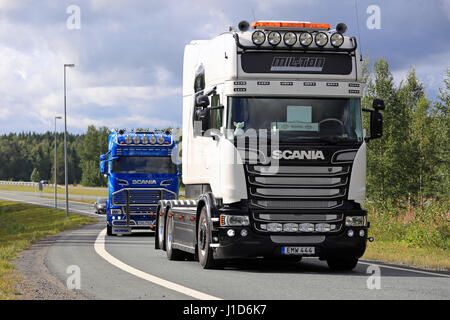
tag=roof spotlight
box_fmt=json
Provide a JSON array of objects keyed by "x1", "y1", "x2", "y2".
[
  {"x1": 299, "y1": 32, "x2": 313, "y2": 46},
  {"x1": 150, "y1": 135, "x2": 156, "y2": 144},
  {"x1": 133, "y1": 135, "x2": 140, "y2": 144},
  {"x1": 315, "y1": 32, "x2": 328, "y2": 47},
  {"x1": 268, "y1": 31, "x2": 281, "y2": 45},
  {"x1": 125, "y1": 135, "x2": 132, "y2": 144},
  {"x1": 252, "y1": 30, "x2": 266, "y2": 45},
  {"x1": 330, "y1": 33, "x2": 344, "y2": 47},
  {"x1": 283, "y1": 32, "x2": 297, "y2": 46},
  {"x1": 141, "y1": 134, "x2": 149, "y2": 144}
]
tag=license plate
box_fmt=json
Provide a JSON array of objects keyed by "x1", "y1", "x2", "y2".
[
  {"x1": 282, "y1": 246, "x2": 315, "y2": 255},
  {"x1": 137, "y1": 221, "x2": 152, "y2": 226}
]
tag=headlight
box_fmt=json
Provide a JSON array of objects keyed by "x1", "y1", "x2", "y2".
[
  {"x1": 157, "y1": 135, "x2": 164, "y2": 144},
  {"x1": 315, "y1": 32, "x2": 328, "y2": 47},
  {"x1": 283, "y1": 32, "x2": 297, "y2": 46},
  {"x1": 334, "y1": 151, "x2": 357, "y2": 162},
  {"x1": 220, "y1": 215, "x2": 250, "y2": 226},
  {"x1": 268, "y1": 31, "x2": 281, "y2": 45},
  {"x1": 345, "y1": 216, "x2": 367, "y2": 227},
  {"x1": 111, "y1": 208, "x2": 121, "y2": 215},
  {"x1": 330, "y1": 33, "x2": 344, "y2": 47},
  {"x1": 125, "y1": 135, "x2": 132, "y2": 144},
  {"x1": 299, "y1": 32, "x2": 313, "y2": 46},
  {"x1": 133, "y1": 135, "x2": 140, "y2": 144},
  {"x1": 252, "y1": 30, "x2": 266, "y2": 45},
  {"x1": 141, "y1": 134, "x2": 149, "y2": 144},
  {"x1": 150, "y1": 135, "x2": 156, "y2": 144}
]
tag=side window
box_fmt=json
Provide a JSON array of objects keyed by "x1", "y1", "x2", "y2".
[
  {"x1": 209, "y1": 93, "x2": 223, "y2": 130},
  {"x1": 194, "y1": 64, "x2": 205, "y2": 94}
]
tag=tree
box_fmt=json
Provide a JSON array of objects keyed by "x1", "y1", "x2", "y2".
[
  {"x1": 79, "y1": 125, "x2": 110, "y2": 186},
  {"x1": 30, "y1": 168, "x2": 40, "y2": 182}
]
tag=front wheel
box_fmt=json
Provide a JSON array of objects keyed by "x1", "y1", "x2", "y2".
[
  {"x1": 327, "y1": 257, "x2": 358, "y2": 271},
  {"x1": 106, "y1": 224, "x2": 113, "y2": 236},
  {"x1": 197, "y1": 207, "x2": 224, "y2": 269}
]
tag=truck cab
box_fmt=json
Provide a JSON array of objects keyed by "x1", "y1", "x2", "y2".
[
  {"x1": 100, "y1": 130, "x2": 180, "y2": 235},
  {"x1": 155, "y1": 21, "x2": 384, "y2": 270}
]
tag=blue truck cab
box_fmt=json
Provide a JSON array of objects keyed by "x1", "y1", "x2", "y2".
[{"x1": 100, "y1": 130, "x2": 179, "y2": 236}]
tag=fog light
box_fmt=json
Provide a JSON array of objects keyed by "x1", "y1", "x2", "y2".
[
  {"x1": 267, "y1": 223, "x2": 282, "y2": 232},
  {"x1": 359, "y1": 230, "x2": 365, "y2": 237},
  {"x1": 299, "y1": 223, "x2": 315, "y2": 232},
  {"x1": 260, "y1": 224, "x2": 267, "y2": 230},
  {"x1": 240, "y1": 229, "x2": 248, "y2": 237},
  {"x1": 283, "y1": 223, "x2": 298, "y2": 232},
  {"x1": 347, "y1": 229, "x2": 354, "y2": 237},
  {"x1": 315, "y1": 223, "x2": 332, "y2": 232},
  {"x1": 227, "y1": 229, "x2": 235, "y2": 237}
]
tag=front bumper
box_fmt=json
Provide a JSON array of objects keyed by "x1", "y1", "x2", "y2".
[{"x1": 213, "y1": 226, "x2": 367, "y2": 260}]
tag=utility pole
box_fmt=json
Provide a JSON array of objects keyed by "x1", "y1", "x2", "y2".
[
  {"x1": 64, "y1": 63, "x2": 75, "y2": 217},
  {"x1": 54, "y1": 116, "x2": 62, "y2": 209}
]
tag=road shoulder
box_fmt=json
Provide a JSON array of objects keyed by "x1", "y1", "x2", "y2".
[{"x1": 13, "y1": 228, "x2": 89, "y2": 300}]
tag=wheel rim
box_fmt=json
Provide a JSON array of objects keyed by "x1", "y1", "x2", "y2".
[
  {"x1": 199, "y1": 221, "x2": 207, "y2": 256},
  {"x1": 166, "y1": 218, "x2": 173, "y2": 251},
  {"x1": 158, "y1": 215, "x2": 164, "y2": 247}
]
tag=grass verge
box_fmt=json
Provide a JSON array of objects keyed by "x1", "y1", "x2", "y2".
[
  {"x1": 0, "y1": 185, "x2": 107, "y2": 197},
  {"x1": 40, "y1": 195, "x2": 95, "y2": 205},
  {"x1": 363, "y1": 200, "x2": 449, "y2": 271},
  {"x1": 0, "y1": 200, "x2": 96, "y2": 300},
  {"x1": 363, "y1": 241, "x2": 449, "y2": 271}
]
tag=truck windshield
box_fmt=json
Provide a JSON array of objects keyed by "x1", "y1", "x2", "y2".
[
  {"x1": 112, "y1": 157, "x2": 176, "y2": 174},
  {"x1": 227, "y1": 97, "x2": 363, "y2": 143}
]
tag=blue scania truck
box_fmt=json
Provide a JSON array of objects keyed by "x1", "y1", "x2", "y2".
[{"x1": 100, "y1": 129, "x2": 180, "y2": 235}]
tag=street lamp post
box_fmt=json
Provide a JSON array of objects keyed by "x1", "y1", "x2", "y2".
[
  {"x1": 64, "y1": 63, "x2": 75, "y2": 218},
  {"x1": 54, "y1": 116, "x2": 62, "y2": 209}
]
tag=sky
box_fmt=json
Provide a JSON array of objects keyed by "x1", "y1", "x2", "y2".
[{"x1": 0, "y1": 0, "x2": 449, "y2": 134}]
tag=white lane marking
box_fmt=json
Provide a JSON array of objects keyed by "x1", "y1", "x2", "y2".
[
  {"x1": 94, "y1": 228, "x2": 222, "y2": 300},
  {"x1": 359, "y1": 261, "x2": 450, "y2": 278}
]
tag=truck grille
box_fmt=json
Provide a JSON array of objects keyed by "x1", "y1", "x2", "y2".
[
  {"x1": 112, "y1": 188, "x2": 176, "y2": 206},
  {"x1": 246, "y1": 164, "x2": 350, "y2": 208}
]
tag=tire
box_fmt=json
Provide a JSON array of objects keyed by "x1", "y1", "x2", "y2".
[
  {"x1": 197, "y1": 207, "x2": 224, "y2": 269},
  {"x1": 156, "y1": 210, "x2": 166, "y2": 250},
  {"x1": 327, "y1": 257, "x2": 358, "y2": 271},
  {"x1": 165, "y1": 209, "x2": 185, "y2": 260},
  {"x1": 106, "y1": 224, "x2": 113, "y2": 236}
]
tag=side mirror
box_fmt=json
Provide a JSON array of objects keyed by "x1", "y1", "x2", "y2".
[
  {"x1": 363, "y1": 99, "x2": 384, "y2": 142},
  {"x1": 99, "y1": 155, "x2": 108, "y2": 175},
  {"x1": 369, "y1": 111, "x2": 383, "y2": 140},
  {"x1": 372, "y1": 98, "x2": 385, "y2": 111},
  {"x1": 196, "y1": 95, "x2": 210, "y2": 108},
  {"x1": 195, "y1": 107, "x2": 210, "y2": 133}
]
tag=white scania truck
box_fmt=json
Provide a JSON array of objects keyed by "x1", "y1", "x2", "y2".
[{"x1": 155, "y1": 20, "x2": 384, "y2": 270}]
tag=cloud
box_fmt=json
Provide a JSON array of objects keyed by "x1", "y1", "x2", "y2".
[{"x1": 0, "y1": 0, "x2": 448, "y2": 134}]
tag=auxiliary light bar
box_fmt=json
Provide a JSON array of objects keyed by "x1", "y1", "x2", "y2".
[{"x1": 251, "y1": 21, "x2": 330, "y2": 31}]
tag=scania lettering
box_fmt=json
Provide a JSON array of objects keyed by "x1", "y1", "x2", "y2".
[
  {"x1": 272, "y1": 150, "x2": 325, "y2": 160},
  {"x1": 155, "y1": 20, "x2": 384, "y2": 270},
  {"x1": 100, "y1": 130, "x2": 180, "y2": 235}
]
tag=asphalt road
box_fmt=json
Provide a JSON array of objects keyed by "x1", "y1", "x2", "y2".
[{"x1": 1, "y1": 190, "x2": 449, "y2": 300}]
